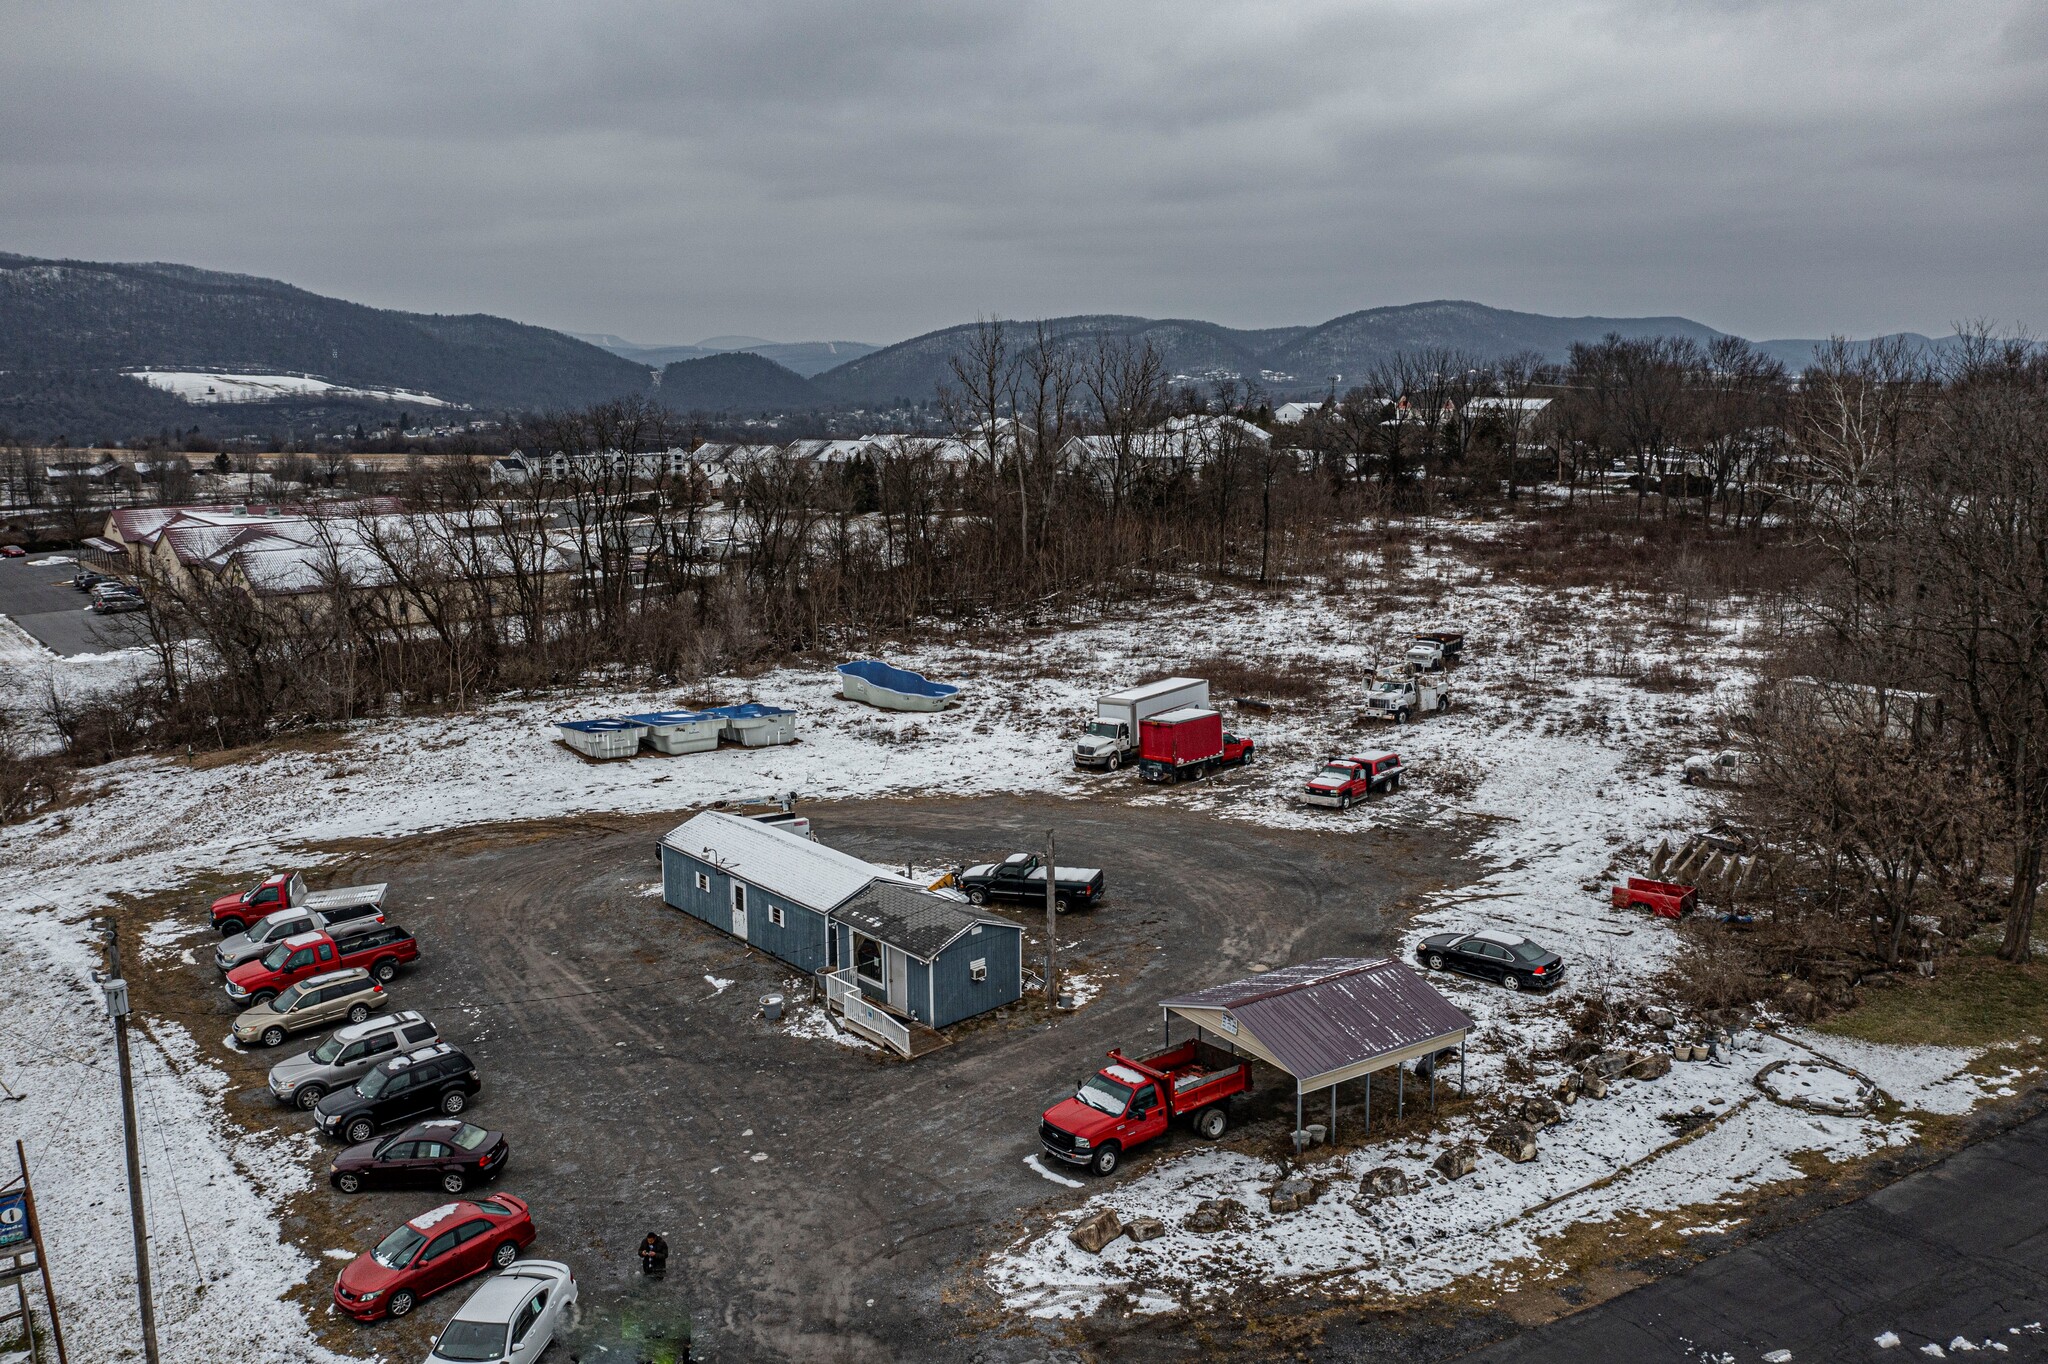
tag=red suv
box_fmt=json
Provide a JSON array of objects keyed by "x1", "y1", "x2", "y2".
[{"x1": 332, "y1": 1195, "x2": 535, "y2": 1321}]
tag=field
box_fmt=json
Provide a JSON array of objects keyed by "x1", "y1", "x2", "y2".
[{"x1": 0, "y1": 521, "x2": 2036, "y2": 1363}]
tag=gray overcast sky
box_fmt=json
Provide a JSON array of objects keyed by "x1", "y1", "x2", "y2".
[{"x1": 5, "y1": 1, "x2": 2044, "y2": 346}]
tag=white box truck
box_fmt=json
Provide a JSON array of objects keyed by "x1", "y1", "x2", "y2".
[{"x1": 1075, "y1": 677, "x2": 1210, "y2": 770}]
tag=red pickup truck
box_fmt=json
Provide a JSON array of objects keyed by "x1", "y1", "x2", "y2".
[
  {"x1": 1038, "y1": 1040, "x2": 1250, "y2": 1176},
  {"x1": 211, "y1": 871, "x2": 389, "y2": 935},
  {"x1": 1612, "y1": 876, "x2": 1699, "y2": 919},
  {"x1": 224, "y1": 924, "x2": 418, "y2": 1005},
  {"x1": 1302, "y1": 751, "x2": 1404, "y2": 808}
]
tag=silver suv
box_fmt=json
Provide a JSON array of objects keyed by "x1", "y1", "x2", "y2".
[{"x1": 267, "y1": 1010, "x2": 440, "y2": 1109}]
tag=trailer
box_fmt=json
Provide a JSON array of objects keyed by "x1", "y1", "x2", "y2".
[
  {"x1": 1612, "y1": 876, "x2": 1699, "y2": 919},
  {"x1": 1137, "y1": 707, "x2": 1255, "y2": 783}
]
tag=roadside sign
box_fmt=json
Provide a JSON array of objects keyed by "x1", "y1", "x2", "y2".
[{"x1": 0, "y1": 1190, "x2": 27, "y2": 1250}]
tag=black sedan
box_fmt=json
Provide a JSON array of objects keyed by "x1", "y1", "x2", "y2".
[
  {"x1": 329, "y1": 1119, "x2": 508, "y2": 1195},
  {"x1": 1415, "y1": 930, "x2": 1564, "y2": 991}
]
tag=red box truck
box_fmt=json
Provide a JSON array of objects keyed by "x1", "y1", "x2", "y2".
[{"x1": 1138, "y1": 707, "x2": 1255, "y2": 783}]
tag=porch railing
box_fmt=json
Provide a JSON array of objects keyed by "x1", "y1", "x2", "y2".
[{"x1": 822, "y1": 968, "x2": 911, "y2": 1057}]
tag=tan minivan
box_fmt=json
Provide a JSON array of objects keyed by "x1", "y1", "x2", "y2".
[{"x1": 233, "y1": 968, "x2": 386, "y2": 1048}]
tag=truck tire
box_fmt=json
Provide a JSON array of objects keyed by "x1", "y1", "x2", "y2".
[
  {"x1": 1055, "y1": 895, "x2": 1072, "y2": 914},
  {"x1": 372, "y1": 958, "x2": 398, "y2": 983},
  {"x1": 1340, "y1": 792, "x2": 1353, "y2": 810},
  {"x1": 1396, "y1": 708, "x2": 1411, "y2": 724},
  {"x1": 216, "y1": 919, "x2": 243, "y2": 937},
  {"x1": 1089, "y1": 1143, "x2": 1121, "y2": 1176},
  {"x1": 1195, "y1": 1107, "x2": 1228, "y2": 1140},
  {"x1": 1107, "y1": 751, "x2": 1122, "y2": 771},
  {"x1": 967, "y1": 887, "x2": 988, "y2": 906},
  {"x1": 251, "y1": 990, "x2": 276, "y2": 1008},
  {"x1": 295, "y1": 1083, "x2": 326, "y2": 1110},
  {"x1": 1389, "y1": 773, "x2": 1402, "y2": 792},
  {"x1": 1441, "y1": 694, "x2": 1453, "y2": 711}
]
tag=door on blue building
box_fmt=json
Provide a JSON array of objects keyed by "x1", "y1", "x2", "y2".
[{"x1": 730, "y1": 882, "x2": 748, "y2": 939}]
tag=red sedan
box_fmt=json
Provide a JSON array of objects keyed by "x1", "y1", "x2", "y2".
[{"x1": 332, "y1": 1194, "x2": 534, "y2": 1321}]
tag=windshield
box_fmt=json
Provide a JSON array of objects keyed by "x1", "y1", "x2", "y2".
[
  {"x1": 259, "y1": 942, "x2": 292, "y2": 970},
  {"x1": 1075, "y1": 1074, "x2": 1134, "y2": 1115},
  {"x1": 1370, "y1": 681, "x2": 1403, "y2": 694},
  {"x1": 370, "y1": 1224, "x2": 425, "y2": 1270},
  {"x1": 448, "y1": 1123, "x2": 490, "y2": 1151},
  {"x1": 358, "y1": 1067, "x2": 395, "y2": 1099},
  {"x1": 273, "y1": 983, "x2": 307, "y2": 1011},
  {"x1": 1317, "y1": 764, "x2": 1355, "y2": 780},
  {"x1": 432, "y1": 1321, "x2": 511, "y2": 1362},
  {"x1": 1084, "y1": 722, "x2": 1121, "y2": 739},
  {"x1": 310, "y1": 1035, "x2": 348, "y2": 1064}
]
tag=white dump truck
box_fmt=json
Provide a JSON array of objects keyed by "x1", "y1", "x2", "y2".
[{"x1": 1075, "y1": 677, "x2": 1209, "y2": 770}]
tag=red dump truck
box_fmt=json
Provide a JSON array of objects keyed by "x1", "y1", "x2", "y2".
[
  {"x1": 1137, "y1": 708, "x2": 1255, "y2": 784},
  {"x1": 1038, "y1": 1040, "x2": 1250, "y2": 1176},
  {"x1": 1612, "y1": 876, "x2": 1699, "y2": 919}
]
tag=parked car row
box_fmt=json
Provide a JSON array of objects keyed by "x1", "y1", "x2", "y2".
[{"x1": 188, "y1": 870, "x2": 577, "y2": 1356}]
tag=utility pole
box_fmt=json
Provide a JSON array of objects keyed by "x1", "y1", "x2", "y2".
[
  {"x1": 102, "y1": 923, "x2": 161, "y2": 1364},
  {"x1": 1043, "y1": 828, "x2": 1058, "y2": 1004}
]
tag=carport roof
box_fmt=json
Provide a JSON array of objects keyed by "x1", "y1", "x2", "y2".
[
  {"x1": 661, "y1": 810, "x2": 914, "y2": 912},
  {"x1": 1161, "y1": 957, "x2": 1472, "y2": 1091},
  {"x1": 834, "y1": 882, "x2": 1015, "y2": 962}
]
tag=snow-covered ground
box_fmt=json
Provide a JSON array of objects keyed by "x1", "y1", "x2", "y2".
[
  {"x1": 124, "y1": 369, "x2": 455, "y2": 407},
  {"x1": 0, "y1": 528, "x2": 2029, "y2": 1355}
]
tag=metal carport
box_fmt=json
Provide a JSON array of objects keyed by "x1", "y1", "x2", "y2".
[{"x1": 1160, "y1": 957, "x2": 1474, "y2": 1141}]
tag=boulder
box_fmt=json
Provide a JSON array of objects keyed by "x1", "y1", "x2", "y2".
[
  {"x1": 1559, "y1": 1036, "x2": 1604, "y2": 1066},
  {"x1": 1433, "y1": 1142, "x2": 1480, "y2": 1181},
  {"x1": 1517, "y1": 1095, "x2": 1566, "y2": 1127},
  {"x1": 1183, "y1": 1198, "x2": 1243, "y2": 1234},
  {"x1": 1590, "y1": 1050, "x2": 1634, "y2": 1080},
  {"x1": 1643, "y1": 1006, "x2": 1676, "y2": 1030},
  {"x1": 1626, "y1": 1051, "x2": 1673, "y2": 1081},
  {"x1": 1359, "y1": 1166, "x2": 1413, "y2": 1200},
  {"x1": 1577, "y1": 1069, "x2": 1610, "y2": 1100},
  {"x1": 1488, "y1": 1122, "x2": 1539, "y2": 1163},
  {"x1": 1069, "y1": 1208, "x2": 1124, "y2": 1254},
  {"x1": 1268, "y1": 1177, "x2": 1320, "y2": 1214},
  {"x1": 1124, "y1": 1216, "x2": 1166, "y2": 1244}
]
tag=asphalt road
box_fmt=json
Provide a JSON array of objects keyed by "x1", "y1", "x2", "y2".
[
  {"x1": 0, "y1": 552, "x2": 148, "y2": 654},
  {"x1": 1457, "y1": 1109, "x2": 2048, "y2": 1364},
  {"x1": 159, "y1": 794, "x2": 1468, "y2": 1364}
]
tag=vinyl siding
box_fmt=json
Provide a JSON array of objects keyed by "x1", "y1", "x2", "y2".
[
  {"x1": 928, "y1": 921, "x2": 1024, "y2": 1027},
  {"x1": 658, "y1": 845, "x2": 831, "y2": 973}
]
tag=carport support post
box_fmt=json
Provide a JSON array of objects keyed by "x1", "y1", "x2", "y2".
[
  {"x1": 1460, "y1": 1046, "x2": 1467, "y2": 1096},
  {"x1": 1398, "y1": 1065, "x2": 1404, "y2": 1119},
  {"x1": 1043, "y1": 828, "x2": 1058, "y2": 1003},
  {"x1": 1365, "y1": 1072, "x2": 1371, "y2": 1135},
  {"x1": 1330, "y1": 1085, "x2": 1337, "y2": 1142},
  {"x1": 1294, "y1": 1087, "x2": 1303, "y2": 1150}
]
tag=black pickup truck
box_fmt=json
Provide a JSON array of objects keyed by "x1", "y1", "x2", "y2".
[{"x1": 957, "y1": 853, "x2": 1105, "y2": 912}]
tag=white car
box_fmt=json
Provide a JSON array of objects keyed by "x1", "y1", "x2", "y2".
[{"x1": 425, "y1": 1260, "x2": 576, "y2": 1364}]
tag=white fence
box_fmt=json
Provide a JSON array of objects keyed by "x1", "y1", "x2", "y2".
[{"x1": 822, "y1": 968, "x2": 911, "y2": 1057}]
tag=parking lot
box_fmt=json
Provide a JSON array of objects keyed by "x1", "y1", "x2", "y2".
[
  {"x1": 134, "y1": 794, "x2": 1470, "y2": 1362},
  {"x1": 0, "y1": 552, "x2": 149, "y2": 654}
]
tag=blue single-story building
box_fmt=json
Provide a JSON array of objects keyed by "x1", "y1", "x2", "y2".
[{"x1": 658, "y1": 811, "x2": 1024, "y2": 1029}]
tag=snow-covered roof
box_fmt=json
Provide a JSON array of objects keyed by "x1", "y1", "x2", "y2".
[{"x1": 662, "y1": 810, "x2": 914, "y2": 912}]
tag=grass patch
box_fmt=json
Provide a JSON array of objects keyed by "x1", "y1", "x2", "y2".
[{"x1": 1817, "y1": 937, "x2": 2048, "y2": 1047}]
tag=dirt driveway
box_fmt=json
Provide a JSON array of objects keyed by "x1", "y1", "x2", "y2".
[{"x1": 154, "y1": 793, "x2": 1471, "y2": 1362}]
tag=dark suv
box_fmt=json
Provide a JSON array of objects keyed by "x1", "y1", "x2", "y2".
[{"x1": 313, "y1": 1042, "x2": 481, "y2": 1145}]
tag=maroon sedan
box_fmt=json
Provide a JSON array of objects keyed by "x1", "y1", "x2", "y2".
[{"x1": 330, "y1": 1119, "x2": 508, "y2": 1195}]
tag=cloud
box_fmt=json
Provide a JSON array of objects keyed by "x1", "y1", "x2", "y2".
[{"x1": 2, "y1": 0, "x2": 2042, "y2": 344}]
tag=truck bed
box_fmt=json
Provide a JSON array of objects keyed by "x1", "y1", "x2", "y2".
[
  {"x1": 303, "y1": 883, "x2": 387, "y2": 911},
  {"x1": 1111, "y1": 1039, "x2": 1249, "y2": 1114}
]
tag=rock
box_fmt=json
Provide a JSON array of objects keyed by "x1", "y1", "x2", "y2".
[
  {"x1": 1590, "y1": 1050, "x2": 1633, "y2": 1080},
  {"x1": 1268, "y1": 1177, "x2": 1319, "y2": 1214},
  {"x1": 1559, "y1": 1086, "x2": 1578, "y2": 1107},
  {"x1": 1183, "y1": 1198, "x2": 1242, "y2": 1234},
  {"x1": 1626, "y1": 1051, "x2": 1673, "y2": 1081},
  {"x1": 1069, "y1": 1208, "x2": 1124, "y2": 1254},
  {"x1": 1488, "y1": 1122, "x2": 1539, "y2": 1163},
  {"x1": 1560, "y1": 1036, "x2": 1604, "y2": 1066},
  {"x1": 1577, "y1": 1069, "x2": 1610, "y2": 1100},
  {"x1": 1643, "y1": 1006, "x2": 1676, "y2": 1030},
  {"x1": 1124, "y1": 1216, "x2": 1165, "y2": 1243},
  {"x1": 1518, "y1": 1095, "x2": 1565, "y2": 1127},
  {"x1": 1359, "y1": 1166, "x2": 1412, "y2": 1200},
  {"x1": 1433, "y1": 1142, "x2": 1479, "y2": 1180}
]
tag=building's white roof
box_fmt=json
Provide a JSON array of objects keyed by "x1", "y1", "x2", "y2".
[{"x1": 662, "y1": 810, "x2": 913, "y2": 911}]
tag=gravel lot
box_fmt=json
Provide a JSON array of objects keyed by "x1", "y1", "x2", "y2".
[{"x1": 137, "y1": 793, "x2": 1471, "y2": 1362}]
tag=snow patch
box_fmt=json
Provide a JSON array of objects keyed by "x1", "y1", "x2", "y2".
[{"x1": 125, "y1": 369, "x2": 455, "y2": 407}]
